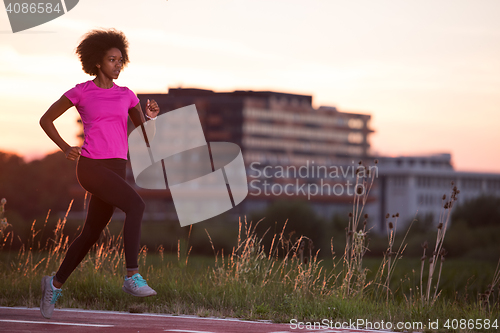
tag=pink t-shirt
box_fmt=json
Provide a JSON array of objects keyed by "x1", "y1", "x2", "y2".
[{"x1": 64, "y1": 80, "x2": 139, "y2": 160}]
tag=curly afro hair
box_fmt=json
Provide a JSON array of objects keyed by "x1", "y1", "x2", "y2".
[{"x1": 76, "y1": 28, "x2": 130, "y2": 76}]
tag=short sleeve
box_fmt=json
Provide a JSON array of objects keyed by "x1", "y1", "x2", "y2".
[
  {"x1": 128, "y1": 89, "x2": 140, "y2": 109},
  {"x1": 64, "y1": 84, "x2": 81, "y2": 107}
]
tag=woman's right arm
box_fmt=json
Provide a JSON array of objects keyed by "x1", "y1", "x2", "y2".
[{"x1": 39, "y1": 95, "x2": 81, "y2": 161}]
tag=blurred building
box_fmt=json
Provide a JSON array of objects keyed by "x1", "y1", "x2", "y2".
[
  {"x1": 131, "y1": 88, "x2": 374, "y2": 221},
  {"x1": 367, "y1": 153, "x2": 500, "y2": 233}
]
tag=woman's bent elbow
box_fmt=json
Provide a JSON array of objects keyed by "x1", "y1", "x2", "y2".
[{"x1": 39, "y1": 116, "x2": 49, "y2": 130}]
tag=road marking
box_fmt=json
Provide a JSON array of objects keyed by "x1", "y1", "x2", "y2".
[
  {"x1": 0, "y1": 306, "x2": 275, "y2": 325},
  {"x1": 0, "y1": 319, "x2": 114, "y2": 327}
]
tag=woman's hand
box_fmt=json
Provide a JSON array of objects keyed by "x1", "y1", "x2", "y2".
[
  {"x1": 129, "y1": 99, "x2": 159, "y2": 127},
  {"x1": 145, "y1": 99, "x2": 160, "y2": 119},
  {"x1": 65, "y1": 146, "x2": 81, "y2": 161}
]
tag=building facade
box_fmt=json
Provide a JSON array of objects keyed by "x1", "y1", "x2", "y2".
[
  {"x1": 132, "y1": 88, "x2": 374, "y2": 221},
  {"x1": 367, "y1": 154, "x2": 500, "y2": 233}
]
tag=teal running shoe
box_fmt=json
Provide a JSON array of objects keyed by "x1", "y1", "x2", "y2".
[
  {"x1": 40, "y1": 276, "x2": 62, "y2": 319},
  {"x1": 122, "y1": 273, "x2": 157, "y2": 297}
]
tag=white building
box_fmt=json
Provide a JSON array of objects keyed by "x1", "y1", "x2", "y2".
[{"x1": 367, "y1": 153, "x2": 500, "y2": 233}]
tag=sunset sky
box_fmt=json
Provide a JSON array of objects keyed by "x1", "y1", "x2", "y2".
[{"x1": 1, "y1": 0, "x2": 499, "y2": 172}]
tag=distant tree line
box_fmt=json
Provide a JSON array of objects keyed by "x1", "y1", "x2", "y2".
[
  {"x1": 0, "y1": 151, "x2": 78, "y2": 222},
  {"x1": 1, "y1": 150, "x2": 498, "y2": 259}
]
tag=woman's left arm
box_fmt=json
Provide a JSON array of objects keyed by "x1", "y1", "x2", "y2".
[{"x1": 129, "y1": 99, "x2": 160, "y2": 143}]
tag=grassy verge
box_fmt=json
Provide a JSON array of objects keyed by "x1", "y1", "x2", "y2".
[
  {"x1": 1, "y1": 175, "x2": 499, "y2": 332},
  {"x1": 0, "y1": 219, "x2": 498, "y2": 332}
]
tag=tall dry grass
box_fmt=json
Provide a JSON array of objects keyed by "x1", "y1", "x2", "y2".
[{"x1": 0, "y1": 167, "x2": 499, "y2": 331}]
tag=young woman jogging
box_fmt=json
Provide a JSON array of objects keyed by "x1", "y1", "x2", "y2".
[{"x1": 39, "y1": 28, "x2": 159, "y2": 319}]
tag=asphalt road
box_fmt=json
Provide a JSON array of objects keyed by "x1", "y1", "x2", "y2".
[{"x1": 0, "y1": 306, "x2": 394, "y2": 333}]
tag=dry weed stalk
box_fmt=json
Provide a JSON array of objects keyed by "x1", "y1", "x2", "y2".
[
  {"x1": 480, "y1": 259, "x2": 500, "y2": 312},
  {"x1": 0, "y1": 198, "x2": 13, "y2": 252},
  {"x1": 371, "y1": 212, "x2": 414, "y2": 303},
  {"x1": 342, "y1": 160, "x2": 377, "y2": 298},
  {"x1": 421, "y1": 183, "x2": 459, "y2": 305}
]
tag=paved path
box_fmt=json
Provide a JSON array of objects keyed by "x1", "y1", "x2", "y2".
[{"x1": 0, "y1": 306, "x2": 394, "y2": 333}]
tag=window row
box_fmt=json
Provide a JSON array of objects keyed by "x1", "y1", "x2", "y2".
[
  {"x1": 243, "y1": 123, "x2": 353, "y2": 141},
  {"x1": 243, "y1": 108, "x2": 364, "y2": 128}
]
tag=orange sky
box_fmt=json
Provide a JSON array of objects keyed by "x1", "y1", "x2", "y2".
[{"x1": 1, "y1": 0, "x2": 499, "y2": 172}]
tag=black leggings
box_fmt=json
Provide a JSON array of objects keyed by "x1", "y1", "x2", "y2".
[{"x1": 55, "y1": 156, "x2": 145, "y2": 284}]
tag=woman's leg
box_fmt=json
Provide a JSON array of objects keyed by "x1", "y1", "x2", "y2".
[
  {"x1": 55, "y1": 157, "x2": 145, "y2": 285},
  {"x1": 55, "y1": 194, "x2": 115, "y2": 284}
]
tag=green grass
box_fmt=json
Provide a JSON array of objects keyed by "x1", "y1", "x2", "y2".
[
  {"x1": 1, "y1": 188, "x2": 499, "y2": 332},
  {"x1": 1, "y1": 251, "x2": 498, "y2": 329}
]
